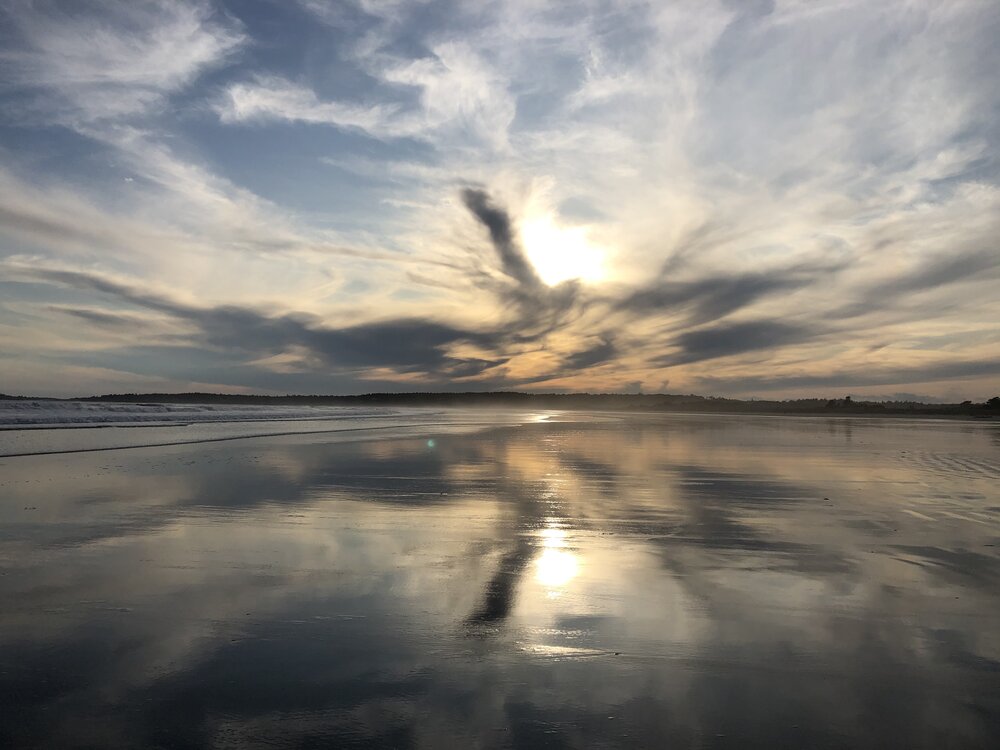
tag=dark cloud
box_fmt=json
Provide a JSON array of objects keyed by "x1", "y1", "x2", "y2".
[
  {"x1": 30, "y1": 267, "x2": 508, "y2": 379},
  {"x1": 503, "y1": 337, "x2": 619, "y2": 386},
  {"x1": 874, "y1": 248, "x2": 999, "y2": 296},
  {"x1": 836, "y1": 248, "x2": 1000, "y2": 319},
  {"x1": 48, "y1": 305, "x2": 150, "y2": 329},
  {"x1": 216, "y1": 312, "x2": 504, "y2": 376},
  {"x1": 460, "y1": 187, "x2": 585, "y2": 341},
  {"x1": 695, "y1": 358, "x2": 1000, "y2": 393},
  {"x1": 0, "y1": 204, "x2": 106, "y2": 247},
  {"x1": 27, "y1": 268, "x2": 182, "y2": 315},
  {"x1": 617, "y1": 272, "x2": 813, "y2": 326},
  {"x1": 461, "y1": 188, "x2": 542, "y2": 291},
  {"x1": 561, "y1": 338, "x2": 617, "y2": 371},
  {"x1": 196, "y1": 308, "x2": 492, "y2": 373},
  {"x1": 615, "y1": 252, "x2": 848, "y2": 329},
  {"x1": 657, "y1": 320, "x2": 811, "y2": 366}
]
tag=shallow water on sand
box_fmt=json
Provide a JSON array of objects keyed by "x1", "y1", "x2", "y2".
[{"x1": 1, "y1": 411, "x2": 999, "y2": 748}]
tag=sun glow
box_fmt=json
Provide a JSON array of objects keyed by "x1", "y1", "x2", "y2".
[{"x1": 520, "y1": 214, "x2": 606, "y2": 286}]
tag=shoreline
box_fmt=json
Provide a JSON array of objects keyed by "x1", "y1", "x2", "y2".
[{"x1": 2, "y1": 407, "x2": 995, "y2": 460}]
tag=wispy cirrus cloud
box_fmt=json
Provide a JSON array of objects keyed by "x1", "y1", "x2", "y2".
[
  {"x1": 215, "y1": 41, "x2": 516, "y2": 150},
  {"x1": 216, "y1": 76, "x2": 399, "y2": 133},
  {"x1": 0, "y1": 0, "x2": 244, "y2": 124},
  {"x1": 656, "y1": 320, "x2": 815, "y2": 368}
]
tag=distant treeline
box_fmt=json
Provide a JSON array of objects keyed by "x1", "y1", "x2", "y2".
[{"x1": 4, "y1": 391, "x2": 999, "y2": 416}]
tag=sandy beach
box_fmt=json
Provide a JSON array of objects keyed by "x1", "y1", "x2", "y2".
[{"x1": 1, "y1": 408, "x2": 998, "y2": 747}]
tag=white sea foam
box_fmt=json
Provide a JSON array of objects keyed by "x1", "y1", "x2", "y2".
[
  {"x1": 0, "y1": 401, "x2": 540, "y2": 457},
  {"x1": 0, "y1": 400, "x2": 394, "y2": 428}
]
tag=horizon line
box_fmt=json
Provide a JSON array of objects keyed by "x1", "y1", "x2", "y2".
[{"x1": 3, "y1": 390, "x2": 998, "y2": 408}]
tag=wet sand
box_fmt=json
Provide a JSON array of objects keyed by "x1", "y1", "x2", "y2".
[{"x1": 1, "y1": 411, "x2": 999, "y2": 748}]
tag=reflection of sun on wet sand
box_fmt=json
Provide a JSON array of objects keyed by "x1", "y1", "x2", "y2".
[{"x1": 534, "y1": 527, "x2": 579, "y2": 591}]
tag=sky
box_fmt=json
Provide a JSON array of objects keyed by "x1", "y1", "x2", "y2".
[{"x1": 0, "y1": 0, "x2": 998, "y2": 400}]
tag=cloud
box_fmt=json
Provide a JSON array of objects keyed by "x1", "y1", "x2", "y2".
[
  {"x1": 215, "y1": 42, "x2": 515, "y2": 149},
  {"x1": 47, "y1": 306, "x2": 153, "y2": 330},
  {"x1": 0, "y1": 0, "x2": 244, "y2": 123},
  {"x1": 19, "y1": 265, "x2": 508, "y2": 380},
  {"x1": 616, "y1": 267, "x2": 830, "y2": 327},
  {"x1": 657, "y1": 320, "x2": 812, "y2": 367},
  {"x1": 460, "y1": 187, "x2": 587, "y2": 345},
  {"x1": 215, "y1": 75, "x2": 398, "y2": 132},
  {"x1": 561, "y1": 338, "x2": 617, "y2": 371},
  {"x1": 831, "y1": 247, "x2": 1000, "y2": 321},
  {"x1": 461, "y1": 188, "x2": 542, "y2": 291},
  {"x1": 381, "y1": 41, "x2": 516, "y2": 149},
  {"x1": 695, "y1": 358, "x2": 1000, "y2": 394},
  {"x1": 2, "y1": 0, "x2": 999, "y2": 397},
  {"x1": 870, "y1": 248, "x2": 996, "y2": 302}
]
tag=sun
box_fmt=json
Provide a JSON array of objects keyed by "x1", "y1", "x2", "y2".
[{"x1": 520, "y1": 214, "x2": 606, "y2": 286}]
